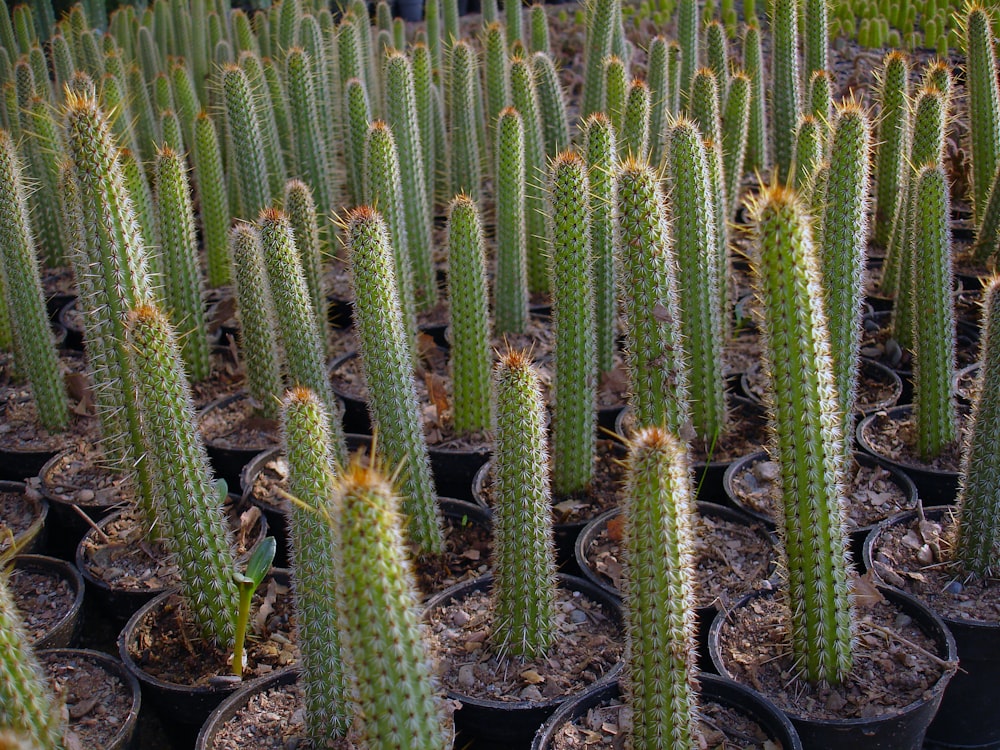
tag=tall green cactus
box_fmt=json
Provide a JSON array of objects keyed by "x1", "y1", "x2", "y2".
[
  {"x1": 345, "y1": 206, "x2": 444, "y2": 556},
  {"x1": 622, "y1": 427, "x2": 700, "y2": 750},
  {"x1": 334, "y1": 455, "x2": 450, "y2": 750},
  {"x1": 677, "y1": 0, "x2": 698, "y2": 105},
  {"x1": 222, "y1": 63, "x2": 271, "y2": 217},
  {"x1": 490, "y1": 347, "x2": 558, "y2": 658},
  {"x1": 281, "y1": 387, "x2": 350, "y2": 742},
  {"x1": 193, "y1": 111, "x2": 231, "y2": 287},
  {"x1": 743, "y1": 23, "x2": 768, "y2": 173},
  {"x1": 602, "y1": 54, "x2": 627, "y2": 138},
  {"x1": 804, "y1": 0, "x2": 828, "y2": 78},
  {"x1": 448, "y1": 40, "x2": 482, "y2": 201},
  {"x1": 344, "y1": 76, "x2": 371, "y2": 210},
  {"x1": 532, "y1": 51, "x2": 570, "y2": 159},
  {"x1": 771, "y1": 0, "x2": 801, "y2": 184},
  {"x1": 793, "y1": 114, "x2": 823, "y2": 195},
  {"x1": 965, "y1": 3, "x2": 1000, "y2": 223},
  {"x1": 646, "y1": 36, "x2": 670, "y2": 166},
  {"x1": 283, "y1": 180, "x2": 331, "y2": 356},
  {"x1": 411, "y1": 43, "x2": 437, "y2": 219},
  {"x1": 0, "y1": 130, "x2": 69, "y2": 433},
  {"x1": 446, "y1": 196, "x2": 492, "y2": 436},
  {"x1": 614, "y1": 158, "x2": 690, "y2": 437},
  {"x1": 494, "y1": 107, "x2": 528, "y2": 336},
  {"x1": 752, "y1": 185, "x2": 855, "y2": 685},
  {"x1": 622, "y1": 78, "x2": 651, "y2": 162},
  {"x1": 722, "y1": 71, "x2": 751, "y2": 217},
  {"x1": 872, "y1": 51, "x2": 910, "y2": 248},
  {"x1": 911, "y1": 164, "x2": 957, "y2": 461},
  {"x1": 584, "y1": 113, "x2": 617, "y2": 375},
  {"x1": 238, "y1": 51, "x2": 286, "y2": 202},
  {"x1": 549, "y1": 151, "x2": 596, "y2": 498},
  {"x1": 482, "y1": 24, "x2": 510, "y2": 150},
  {"x1": 529, "y1": 2, "x2": 550, "y2": 54},
  {"x1": 580, "y1": 0, "x2": 616, "y2": 119}
]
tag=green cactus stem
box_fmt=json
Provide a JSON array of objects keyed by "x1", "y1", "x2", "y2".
[
  {"x1": 344, "y1": 76, "x2": 371, "y2": 212},
  {"x1": 584, "y1": 113, "x2": 618, "y2": 375},
  {"x1": 581, "y1": 0, "x2": 616, "y2": 119},
  {"x1": 666, "y1": 40, "x2": 682, "y2": 117},
  {"x1": 490, "y1": 347, "x2": 559, "y2": 658},
  {"x1": 705, "y1": 19, "x2": 729, "y2": 108},
  {"x1": 974, "y1": 167, "x2": 1000, "y2": 262},
  {"x1": 281, "y1": 386, "x2": 350, "y2": 741},
  {"x1": 506, "y1": 0, "x2": 524, "y2": 48},
  {"x1": 411, "y1": 43, "x2": 437, "y2": 219},
  {"x1": 193, "y1": 111, "x2": 231, "y2": 288},
  {"x1": 334, "y1": 455, "x2": 450, "y2": 750},
  {"x1": 448, "y1": 40, "x2": 482, "y2": 201},
  {"x1": 722, "y1": 71, "x2": 751, "y2": 217},
  {"x1": 872, "y1": 51, "x2": 910, "y2": 248},
  {"x1": 283, "y1": 180, "x2": 331, "y2": 355},
  {"x1": 772, "y1": 0, "x2": 801, "y2": 184},
  {"x1": 743, "y1": 23, "x2": 768, "y2": 173},
  {"x1": 804, "y1": 0, "x2": 828, "y2": 78},
  {"x1": 549, "y1": 150, "x2": 596, "y2": 497},
  {"x1": 602, "y1": 54, "x2": 627, "y2": 139},
  {"x1": 529, "y1": 3, "x2": 550, "y2": 54},
  {"x1": 808, "y1": 70, "x2": 833, "y2": 142},
  {"x1": 752, "y1": 184, "x2": 855, "y2": 686},
  {"x1": 793, "y1": 115, "x2": 823, "y2": 195},
  {"x1": 647, "y1": 36, "x2": 670, "y2": 166},
  {"x1": 23, "y1": 98, "x2": 67, "y2": 268},
  {"x1": 965, "y1": 4, "x2": 1000, "y2": 223},
  {"x1": 622, "y1": 78, "x2": 651, "y2": 162},
  {"x1": 345, "y1": 205, "x2": 445, "y2": 556},
  {"x1": 446, "y1": 195, "x2": 492, "y2": 436},
  {"x1": 678, "y1": 0, "x2": 698, "y2": 105},
  {"x1": 622, "y1": 427, "x2": 700, "y2": 750},
  {"x1": 482, "y1": 24, "x2": 510, "y2": 149},
  {"x1": 222, "y1": 63, "x2": 271, "y2": 217},
  {"x1": 532, "y1": 51, "x2": 570, "y2": 159},
  {"x1": 494, "y1": 107, "x2": 528, "y2": 336},
  {"x1": 239, "y1": 51, "x2": 286, "y2": 202}
]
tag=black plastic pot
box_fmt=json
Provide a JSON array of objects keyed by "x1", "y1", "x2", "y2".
[
  {"x1": 10, "y1": 554, "x2": 85, "y2": 649},
  {"x1": 709, "y1": 586, "x2": 957, "y2": 749},
  {"x1": 428, "y1": 442, "x2": 490, "y2": 503},
  {"x1": 38, "y1": 648, "x2": 142, "y2": 750},
  {"x1": 0, "y1": 480, "x2": 47, "y2": 561},
  {"x1": 199, "y1": 391, "x2": 281, "y2": 492},
  {"x1": 56, "y1": 297, "x2": 85, "y2": 351},
  {"x1": 856, "y1": 405, "x2": 961, "y2": 506},
  {"x1": 0, "y1": 439, "x2": 63, "y2": 483},
  {"x1": 327, "y1": 350, "x2": 373, "y2": 434},
  {"x1": 864, "y1": 507, "x2": 1000, "y2": 750},
  {"x1": 424, "y1": 573, "x2": 624, "y2": 747},
  {"x1": 531, "y1": 675, "x2": 802, "y2": 750}
]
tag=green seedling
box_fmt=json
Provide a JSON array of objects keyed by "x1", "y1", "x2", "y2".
[{"x1": 231, "y1": 533, "x2": 277, "y2": 678}]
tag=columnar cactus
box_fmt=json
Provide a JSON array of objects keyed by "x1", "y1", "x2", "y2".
[
  {"x1": 911, "y1": 164, "x2": 957, "y2": 461},
  {"x1": 124, "y1": 303, "x2": 239, "y2": 647},
  {"x1": 584, "y1": 113, "x2": 618, "y2": 375},
  {"x1": 334, "y1": 455, "x2": 450, "y2": 750},
  {"x1": 974, "y1": 167, "x2": 1000, "y2": 262},
  {"x1": 722, "y1": 71, "x2": 751, "y2": 217},
  {"x1": 614, "y1": 159, "x2": 690, "y2": 435},
  {"x1": 345, "y1": 206, "x2": 444, "y2": 556},
  {"x1": 482, "y1": 24, "x2": 510, "y2": 146},
  {"x1": 448, "y1": 40, "x2": 482, "y2": 201},
  {"x1": 804, "y1": 0, "x2": 828, "y2": 79},
  {"x1": 411, "y1": 43, "x2": 437, "y2": 218},
  {"x1": 548, "y1": 151, "x2": 596, "y2": 498},
  {"x1": 646, "y1": 36, "x2": 670, "y2": 165},
  {"x1": 771, "y1": 0, "x2": 801, "y2": 183},
  {"x1": 602, "y1": 54, "x2": 627, "y2": 138},
  {"x1": 490, "y1": 347, "x2": 559, "y2": 658},
  {"x1": 580, "y1": 0, "x2": 616, "y2": 119},
  {"x1": 622, "y1": 427, "x2": 700, "y2": 750},
  {"x1": 191, "y1": 111, "x2": 230, "y2": 287},
  {"x1": 622, "y1": 78, "x2": 651, "y2": 162},
  {"x1": 344, "y1": 77, "x2": 371, "y2": 211},
  {"x1": 965, "y1": 4, "x2": 1000, "y2": 223},
  {"x1": 532, "y1": 51, "x2": 570, "y2": 159},
  {"x1": 23, "y1": 98, "x2": 67, "y2": 268},
  {"x1": 705, "y1": 20, "x2": 729, "y2": 108},
  {"x1": 445, "y1": 195, "x2": 494, "y2": 438},
  {"x1": 281, "y1": 387, "x2": 350, "y2": 742},
  {"x1": 0, "y1": 130, "x2": 69, "y2": 433},
  {"x1": 283, "y1": 180, "x2": 331, "y2": 356},
  {"x1": 872, "y1": 51, "x2": 910, "y2": 248},
  {"x1": 505, "y1": 0, "x2": 524, "y2": 48},
  {"x1": 752, "y1": 185, "x2": 855, "y2": 685},
  {"x1": 792, "y1": 114, "x2": 823, "y2": 194},
  {"x1": 222, "y1": 63, "x2": 271, "y2": 217},
  {"x1": 238, "y1": 51, "x2": 286, "y2": 202},
  {"x1": 666, "y1": 40, "x2": 682, "y2": 117},
  {"x1": 743, "y1": 23, "x2": 768, "y2": 173},
  {"x1": 677, "y1": 0, "x2": 698, "y2": 104},
  {"x1": 494, "y1": 107, "x2": 528, "y2": 336},
  {"x1": 529, "y1": 3, "x2": 550, "y2": 54}
]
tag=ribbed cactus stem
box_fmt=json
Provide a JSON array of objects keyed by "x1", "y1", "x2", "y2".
[
  {"x1": 581, "y1": 0, "x2": 615, "y2": 119},
  {"x1": 228, "y1": 223, "x2": 283, "y2": 420},
  {"x1": 808, "y1": 70, "x2": 833, "y2": 140},
  {"x1": 911, "y1": 164, "x2": 957, "y2": 461},
  {"x1": 872, "y1": 51, "x2": 910, "y2": 248},
  {"x1": 549, "y1": 151, "x2": 596, "y2": 497},
  {"x1": 154, "y1": 144, "x2": 211, "y2": 383},
  {"x1": 793, "y1": 115, "x2": 823, "y2": 195},
  {"x1": 965, "y1": 4, "x2": 1000, "y2": 223},
  {"x1": 584, "y1": 113, "x2": 618, "y2": 375},
  {"x1": 622, "y1": 78, "x2": 651, "y2": 162},
  {"x1": 505, "y1": 0, "x2": 524, "y2": 47},
  {"x1": 448, "y1": 41, "x2": 482, "y2": 201},
  {"x1": 666, "y1": 40, "x2": 682, "y2": 117},
  {"x1": 804, "y1": 0, "x2": 828, "y2": 78},
  {"x1": 623, "y1": 428, "x2": 700, "y2": 750},
  {"x1": 281, "y1": 387, "x2": 349, "y2": 741},
  {"x1": 974, "y1": 168, "x2": 1000, "y2": 262},
  {"x1": 124, "y1": 303, "x2": 239, "y2": 647},
  {"x1": 345, "y1": 206, "x2": 444, "y2": 556},
  {"x1": 411, "y1": 43, "x2": 436, "y2": 219},
  {"x1": 602, "y1": 54, "x2": 627, "y2": 138},
  {"x1": 771, "y1": 0, "x2": 801, "y2": 184},
  {"x1": 239, "y1": 51, "x2": 286, "y2": 202},
  {"x1": 615, "y1": 159, "x2": 690, "y2": 435},
  {"x1": 446, "y1": 196, "x2": 492, "y2": 436},
  {"x1": 23, "y1": 98, "x2": 67, "y2": 268},
  {"x1": 193, "y1": 111, "x2": 231, "y2": 287},
  {"x1": 283, "y1": 180, "x2": 331, "y2": 356},
  {"x1": 494, "y1": 107, "x2": 528, "y2": 335},
  {"x1": 0, "y1": 130, "x2": 69, "y2": 432},
  {"x1": 482, "y1": 25, "x2": 510, "y2": 148},
  {"x1": 222, "y1": 63, "x2": 271, "y2": 217},
  {"x1": 705, "y1": 20, "x2": 729, "y2": 109},
  {"x1": 743, "y1": 23, "x2": 768, "y2": 173},
  {"x1": 529, "y1": 3, "x2": 550, "y2": 54},
  {"x1": 334, "y1": 456, "x2": 449, "y2": 750},
  {"x1": 532, "y1": 51, "x2": 570, "y2": 159},
  {"x1": 490, "y1": 347, "x2": 559, "y2": 658},
  {"x1": 647, "y1": 36, "x2": 670, "y2": 166},
  {"x1": 344, "y1": 77, "x2": 371, "y2": 211},
  {"x1": 753, "y1": 185, "x2": 855, "y2": 685},
  {"x1": 722, "y1": 72, "x2": 751, "y2": 217},
  {"x1": 677, "y1": 0, "x2": 698, "y2": 104}
]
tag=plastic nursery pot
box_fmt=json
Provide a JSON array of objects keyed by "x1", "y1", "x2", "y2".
[
  {"x1": 56, "y1": 297, "x2": 85, "y2": 351},
  {"x1": 327, "y1": 350, "x2": 374, "y2": 434},
  {"x1": 198, "y1": 391, "x2": 282, "y2": 492},
  {"x1": 424, "y1": 573, "x2": 625, "y2": 747},
  {"x1": 530, "y1": 675, "x2": 803, "y2": 750},
  {"x1": 0, "y1": 480, "x2": 47, "y2": 562},
  {"x1": 856, "y1": 405, "x2": 961, "y2": 506},
  {"x1": 119, "y1": 568, "x2": 292, "y2": 746},
  {"x1": 38, "y1": 648, "x2": 142, "y2": 750},
  {"x1": 0, "y1": 432, "x2": 63, "y2": 483},
  {"x1": 10, "y1": 554, "x2": 85, "y2": 649},
  {"x1": 709, "y1": 586, "x2": 957, "y2": 750},
  {"x1": 863, "y1": 506, "x2": 1000, "y2": 750},
  {"x1": 723, "y1": 450, "x2": 918, "y2": 571},
  {"x1": 428, "y1": 441, "x2": 491, "y2": 504}
]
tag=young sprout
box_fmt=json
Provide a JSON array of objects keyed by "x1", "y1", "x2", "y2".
[{"x1": 231, "y1": 535, "x2": 278, "y2": 678}]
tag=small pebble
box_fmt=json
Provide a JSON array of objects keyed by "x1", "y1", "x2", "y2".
[
  {"x1": 519, "y1": 685, "x2": 543, "y2": 701},
  {"x1": 451, "y1": 609, "x2": 470, "y2": 627},
  {"x1": 569, "y1": 608, "x2": 588, "y2": 624},
  {"x1": 943, "y1": 580, "x2": 963, "y2": 595},
  {"x1": 860, "y1": 345, "x2": 883, "y2": 358},
  {"x1": 754, "y1": 461, "x2": 780, "y2": 482},
  {"x1": 885, "y1": 339, "x2": 903, "y2": 367},
  {"x1": 894, "y1": 612, "x2": 913, "y2": 628},
  {"x1": 457, "y1": 664, "x2": 476, "y2": 688},
  {"x1": 77, "y1": 489, "x2": 94, "y2": 502}
]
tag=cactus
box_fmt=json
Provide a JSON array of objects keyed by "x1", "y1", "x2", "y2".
[
  {"x1": 771, "y1": 0, "x2": 801, "y2": 184},
  {"x1": 505, "y1": 0, "x2": 524, "y2": 48},
  {"x1": 193, "y1": 111, "x2": 231, "y2": 287},
  {"x1": 872, "y1": 51, "x2": 910, "y2": 248},
  {"x1": 722, "y1": 71, "x2": 751, "y2": 216},
  {"x1": 532, "y1": 51, "x2": 570, "y2": 159},
  {"x1": 804, "y1": 0, "x2": 829, "y2": 78},
  {"x1": 283, "y1": 180, "x2": 331, "y2": 356},
  {"x1": 614, "y1": 159, "x2": 690, "y2": 436},
  {"x1": 239, "y1": 51, "x2": 286, "y2": 202},
  {"x1": 911, "y1": 164, "x2": 957, "y2": 461},
  {"x1": 449, "y1": 41, "x2": 482, "y2": 201},
  {"x1": 222, "y1": 63, "x2": 271, "y2": 217},
  {"x1": 411, "y1": 43, "x2": 437, "y2": 219},
  {"x1": 677, "y1": 0, "x2": 698, "y2": 104},
  {"x1": 345, "y1": 206, "x2": 445, "y2": 556},
  {"x1": 494, "y1": 107, "x2": 528, "y2": 336},
  {"x1": 334, "y1": 454, "x2": 450, "y2": 750},
  {"x1": 581, "y1": 0, "x2": 616, "y2": 119},
  {"x1": 124, "y1": 303, "x2": 240, "y2": 647},
  {"x1": 743, "y1": 23, "x2": 768, "y2": 174},
  {"x1": 482, "y1": 24, "x2": 510, "y2": 149},
  {"x1": 965, "y1": 4, "x2": 1000, "y2": 223},
  {"x1": 344, "y1": 77, "x2": 371, "y2": 211},
  {"x1": 446, "y1": 196, "x2": 492, "y2": 436},
  {"x1": 0, "y1": 130, "x2": 69, "y2": 433},
  {"x1": 666, "y1": 39, "x2": 682, "y2": 117},
  {"x1": 792, "y1": 114, "x2": 823, "y2": 194},
  {"x1": 955, "y1": 277, "x2": 1000, "y2": 578},
  {"x1": 974, "y1": 167, "x2": 1000, "y2": 262},
  {"x1": 22, "y1": 98, "x2": 67, "y2": 268},
  {"x1": 490, "y1": 347, "x2": 559, "y2": 658},
  {"x1": 752, "y1": 185, "x2": 855, "y2": 685},
  {"x1": 647, "y1": 36, "x2": 670, "y2": 165},
  {"x1": 621, "y1": 78, "x2": 651, "y2": 162},
  {"x1": 622, "y1": 428, "x2": 700, "y2": 750},
  {"x1": 584, "y1": 113, "x2": 617, "y2": 375},
  {"x1": 529, "y1": 3, "x2": 550, "y2": 54},
  {"x1": 705, "y1": 19, "x2": 729, "y2": 109},
  {"x1": 281, "y1": 387, "x2": 350, "y2": 741},
  {"x1": 548, "y1": 151, "x2": 596, "y2": 498},
  {"x1": 602, "y1": 54, "x2": 627, "y2": 138}
]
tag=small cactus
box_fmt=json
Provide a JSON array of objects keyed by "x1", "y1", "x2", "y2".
[
  {"x1": 872, "y1": 51, "x2": 910, "y2": 248},
  {"x1": 532, "y1": 51, "x2": 570, "y2": 159},
  {"x1": 722, "y1": 71, "x2": 751, "y2": 217},
  {"x1": 192, "y1": 111, "x2": 231, "y2": 288},
  {"x1": 621, "y1": 77, "x2": 651, "y2": 162},
  {"x1": 965, "y1": 4, "x2": 1000, "y2": 223},
  {"x1": 221, "y1": 63, "x2": 271, "y2": 217},
  {"x1": 581, "y1": 0, "x2": 616, "y2": 119},
  {"x1": 771, "y1": 0, "x2": 801, "y2": 184},
  {"x1": 494, "y1": 107, "x2": 528, "y2": 336},
  {"x1": 743, "y1": 23, "x2": 768, "y2": 173},
  {"x1": 584, "y1": 113, "x2": 618, "y2": 375},
  {"x1": 448, "y1": 41, "x2": 482, "y2": 201}
]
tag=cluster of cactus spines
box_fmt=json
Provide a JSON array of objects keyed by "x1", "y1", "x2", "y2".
[
  {"x1": 154, "y1": 144, "x2": 211, "y2": 383},
  {"x1": 955, "y1": 277, "x2": 1000, "y2": 578},
  {"x1": 548, "y1": 150, "x2": 596, "y2": 498},
  {"x1": 743, "y1": 23, "x2": 768, "y2": 173},
  {"x1": 345, "y1": 206, "x2": 444, "y2": 556},
  {"x1": 124, "y1": 303, "x2": 239, "y2": 647},
  {"x1": 280, "y1": 387, "x2": 350, "y2": 742},
  {"x1": 0, "y1": 130, "x2": 68, "y2": 432},
  {"x1": 666, "y1": 119, "x2": 726, "y2": 445},
  {"x1": 490, "y1": 347, "x2": 559, "y2": 658},
  {"x1": 334, "y1": 454, "x2": 449, "y2": 750},
  {"x1": 222, "y1": 63, "x2": 271, "y2": 217},
  {"x1": 771, "y1": 0, "x2": 801, "y2": 184},
  {"x1": 646, "y1": 36, "x2": 670, "y2": 166},
  {"x1": 872, "y1": 51, "x2": 910, "y2": 248},
  {"x1": 448, "y1": 40, "x2": 482, "y2": 201},
  {"x1": 793, "y1": 114, "x2": 823, "y2": 194},
  {"x1": 614, "y1": 159, "x2": 691, "y2": 436},
  {"x1": 584, "y1": 113, "x2": 618, "y2": 376},
  {"x1": 752, "y1": 185, "x2": 855, "y2": 686},
  {"x1": 622, "y1": 78, "x2": 651, "y2": 162},
  {"x1": 581, "y1": 0, "x2": 616, "y2": 119},
  {"x1": 911, "y1": 163, "x2": 957, "y2": 462},
  {"x1": 494, "y1": 107, "x2": 528, "y2": 336},
  {"x1": 965, "y1": 4, "x2": 1000, "y2": 224},
  {"x1": 384, "y1": 52, "x2": 436, "y2": 310},
  {"x1": 446, "y1": 195, "x2": 492, "y2": 436},
  {"x1": 677, "y1": 0, "x2": 698, "y2": 105},
  {"x1": 0, "y1": 576, "x2": 64, "y2": 750},
  {"x1": 622, "y1": 427, "x2": 700, "y2": 750},
  {"x1": 532, "y1": 51, "x2": 570, "y2": 159},
  {"x1": 283, "y1": 180, "x2": 331, "y2": 355},
  {"x1": 192, "y1": 110, "x2": 230, "y2": 287},
  {"x1": 722, "y1": 71, "x2": 751, "y2": 217},
  {"x1": 602, "y1": 54, "x2": 627, "y2": 138}
]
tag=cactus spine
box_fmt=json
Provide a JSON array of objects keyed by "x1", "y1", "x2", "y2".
[
  {"x1": 771, "y1": 0, "x2": 801, "y2": 184},
  {"x1": 494, "y1": 107, "x2": 528, "y2": 336},
  {"x1": 585, "y1": 113, "x2": 618, "y2": 375},
  {"x1": 346, "y1": 206, "x2": 445, "y2": 556},
  {"x1": 965, "y1": 4, "x2": 1000, "y2": 223},
  {"x1": 752, "y1": 185, "x2": 855, "y2": 685},
  {"x1": 490, "y1": 347, "x2": 558, "y2": 658},
  {"x1": 872, "y1": 51, "x2": 910, "y2": 248},
  {"x1": 623, "y1": 428, "x2": 700, "y2": 750}
]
